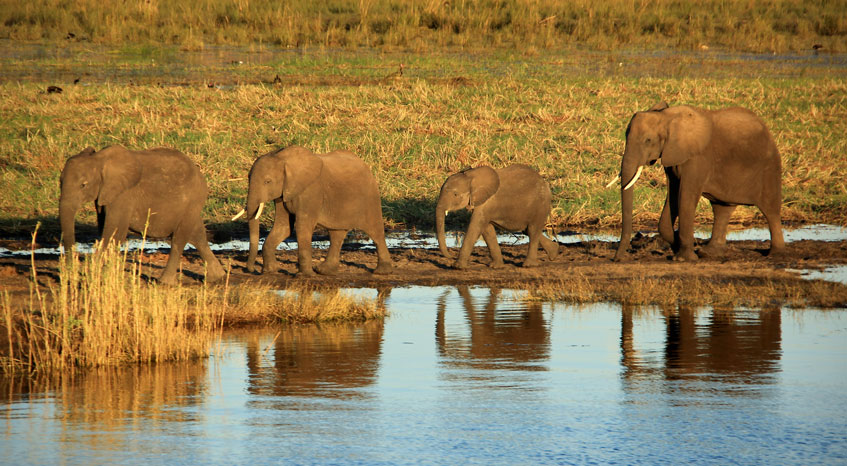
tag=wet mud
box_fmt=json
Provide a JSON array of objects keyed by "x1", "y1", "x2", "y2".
[{"x1": 2, "y1": 233, "x2": 846, "y2": 297}]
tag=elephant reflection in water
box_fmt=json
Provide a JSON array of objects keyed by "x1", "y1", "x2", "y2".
[
  {"x1": 620, "y1": 304, "x2": 781, "y2": 389},
  {"x1": 435, "y1": 286, "x2": 550, "y2": 371},
  {"x1": 244, "y1": 289, "x2": 390, "y2": 398}
]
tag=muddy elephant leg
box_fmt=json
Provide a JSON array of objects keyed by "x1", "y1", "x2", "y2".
[
  {"x1": 523, "y1": 224, "x2": 543, "y2": 267},
  {"x1": 294, "y1": 218, "x2": 317, "y2": 276},
  {"x1": 260, "y1": 202, "x2": 291, "y2": 274},
  {"x1": 190, "y1": 223, "x2": 225, "y2": 282},
  {"x1": 455, "y1": 215, "x2": 485, "y2": 269},
  {"x1": 481, "y1": 224, "x2": 504, "y2": 268},
  {"x1": 760, "y1": 198, "x2": 785, "y2": 256},
  {"x1": 674, "y1": 183, "x2": 701, "y2": 262},
  {"x1": 364, "y1": 225, "x2": 394, "y2": 275},
  {"x1": 700, "y1": 203, "x2": 735, "y2": 258},
  {"x1": 316, "y1": 229, "x2": 347, "y2": 275},
  {"x1": 540, "y1": 233, "x2": 559, "y2": 260}
]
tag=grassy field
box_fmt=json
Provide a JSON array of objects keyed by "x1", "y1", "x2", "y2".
[
  {"x1": 0, "y1": 44, "x2": 845, "y2": 240},
  {"x1": 1, "y1": 0, "x2": 845, "y2": 53}
]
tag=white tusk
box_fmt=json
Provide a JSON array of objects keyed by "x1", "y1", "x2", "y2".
[
  {"x1": 254, "y1": 202, "x2": 264, "y2": 220},
  {"x1": 623, "y1": 166, "x2": 643, "y2": 191},
  {"x1": 231, "y1": 208, "x2": 246, "y2": 221},
  {"x1": 605, "y1": 174, "x2": 620, "y2": 188},
  {"x1": 445, "y1": 210, "x2": 450, "y2": 217}
]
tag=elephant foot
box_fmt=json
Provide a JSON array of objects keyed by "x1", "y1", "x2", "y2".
[
  {"x1": 698, "y1": 243, "x2": 727, "y2": 259},
  {"x1": 453, "y1": 260, "x2": 469, "y2": 270},
  {"x1": 206, "y1": 270, "x2": 225, "y2": 283},
  {"x1": 261, "y1": 260, "x2": 280, "y2": 274},
  {"x1": 159, "y1": 273, "x2": 178, "y2": 286},
  {"x1": 295, "y1": 267, "x2": 316, "y2": 277},
  {"x1": 613, "y1": 249, "x2": 631, "y2": 262},
  {"x1": 373, "y1": 262, "x2": 394, "y2": 275},
  {"x1": 673, "y1": 249, "x2": 699, "y2": 262},
  {"x1": 766, "y1": 246, "x2": 788, "y2": 259},
  {"x1": 521, "y1": 259, "x2": 540, "y2": 268},
  {"x1": 315, "y1": 261, "x2": 340, "y2": 275},
  {"x1": 489, "y1": 260, "x2": 506, "y2": 269}
]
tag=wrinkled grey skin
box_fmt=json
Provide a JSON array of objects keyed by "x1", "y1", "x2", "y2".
[
  {"x1": 435, "y1": 164, "x2": 559, "y2": 269},
  {"x1": 238, "y1": 146, "x2": 393, "y2": 276},
  {"x1": 614, "y1": 102, "x2": 784, "y2": 262},
  {"x1": 59, "y1": 145, "x2": 225, "y2": 284}
]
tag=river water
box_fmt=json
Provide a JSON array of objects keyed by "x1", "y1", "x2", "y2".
[{"x1": 1, "y1": 286, "x2": 845, "y2": 465}]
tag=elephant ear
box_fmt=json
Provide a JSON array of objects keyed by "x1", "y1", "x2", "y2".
[
  {"x1": 282, "y1": 148, "x2": 323, "y2": 199},
  {"x1": 97, "y1": 146, "x2": 142, "y2": 206},
  {"x1": 648, "y1": 101, "x2": 669, "y2": 111},
  {"x1": 661, "y1": 107, "x2": 712, "y2": 167},
  {"x1": 464, "y1": 166, "x2": 500, "y2": 208}
]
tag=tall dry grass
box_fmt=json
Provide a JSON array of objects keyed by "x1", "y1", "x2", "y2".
[
  {"x1": 0, "y1": 228, "x2": 385, "y2": 375},
  {"x1": 1, "y1": 0, "x2": 844, "y2": 53}
]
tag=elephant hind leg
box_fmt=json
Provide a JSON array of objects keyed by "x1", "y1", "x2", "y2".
[
  {"x1": 523, "y1": 224, "x2": 543, "y2": 267},
  {"x1": 315, "y1": 229, "x2": 347, "y2": 275},
  {"x1": 363, "y1": 225, "x2": 394, "y2": 274},
  {"x1": 160, "y1": 228, "x2": 189, "y2": 285},
  {"x1": 190, "y1": 223, "x2": 225, "y2": 282},
  {"x1": 759, "y1": 200, "x2": 785, "y2": 255},
  {"x1": 540, "y1": 233, "x2": 559, "y2": 260},
  {"x1": 700, "y1": 203, "x2": 735, "y2": 258}
]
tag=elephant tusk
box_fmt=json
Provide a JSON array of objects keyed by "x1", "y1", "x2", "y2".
[
  {"x1": 254, "y1": 202, "x2": 264, "y2": 220},
  {"x1": 623, "y1": 166, "x2": 643, "y2": 191},
  {"x1": 605, "y1": 174, "x2": 621, "y2": 188},
  {"x1": 231, "y1": 208, "x2": 246, "y2": 221},
  {"x1": 445, "y1": 210, "x2": 450, "y2": 217}
]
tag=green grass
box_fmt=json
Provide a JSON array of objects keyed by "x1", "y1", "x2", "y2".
[
  {"x1": 0, "y1": 45, "x2": 845, "y2": 240},
  {"x1": 1, "y1": 0, "x2": 846, "y2": 53}
]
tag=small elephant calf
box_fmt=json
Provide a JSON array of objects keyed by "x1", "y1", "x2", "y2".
[{"x1": 435, "y1": 164, "x2": 559, "y2": 269}]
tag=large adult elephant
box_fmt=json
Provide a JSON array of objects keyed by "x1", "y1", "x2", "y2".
[
  {"x1": 232, "y1": 146, "x2": 393, "y2": 276},
  {"x1": 435, "y1": 164, "x2": 559, "y2": 269},
  {"x1": 59, "y1": 145, "x2": 225, "y2": 284},
  {"x1": 609, "y1": 102, "x2": 784, "y2": 261}
]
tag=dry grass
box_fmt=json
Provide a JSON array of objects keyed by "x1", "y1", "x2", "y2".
[
  {"x1": 523, "y1": 268, "x2": 847, "y2": 309},
  {"x1": 0, "y1": 228, "x2": 385, "y2": 375},
  {"x1": 1, "y1": 0, "x2": 845, "y2": 53}
]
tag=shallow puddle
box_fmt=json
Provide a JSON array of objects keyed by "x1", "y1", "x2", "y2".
[{"x1": 2, "y1": 286, "x2": 846, "y2": 465}]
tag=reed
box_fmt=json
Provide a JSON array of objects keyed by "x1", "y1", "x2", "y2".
[{"x1": 0, "y1": 229, "x2": 385, "y2": 375}]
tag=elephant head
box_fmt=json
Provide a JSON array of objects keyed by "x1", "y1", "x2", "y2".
[
  {"x1": 435, "y1": 166, "x2": 499, "y2": 258},
  {"x1": 612, "y1": 102, "x2": 713, "y2": 259},
  {"x1": 232, "y1": 146, "x2": 323, "y2": 272},
  {"x1": 59, "y1": 146, "x2": 142, "y2": 252}
]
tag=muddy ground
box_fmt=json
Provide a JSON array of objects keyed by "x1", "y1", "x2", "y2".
[{"x1": 2, "y1": 233, "x2": 846, "y2": 298}]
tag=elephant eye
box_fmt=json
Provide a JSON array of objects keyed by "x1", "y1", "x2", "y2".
[
  {"x1": 645, "y1": 137, "x2": 652, "y2": 143},
  {"x1": 264, "y1": 179, "x2": 272, "y2": 184}
]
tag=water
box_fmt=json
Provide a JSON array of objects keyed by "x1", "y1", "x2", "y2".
[{"x1": 2, "y1": 286, "x2": 846, "y2": 465}]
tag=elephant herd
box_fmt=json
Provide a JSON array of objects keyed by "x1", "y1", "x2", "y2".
[{"x1": 59, "y1": 102, "x2": 785, "y2": 284}]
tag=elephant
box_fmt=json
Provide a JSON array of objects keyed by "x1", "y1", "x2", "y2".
[
  {"x1": 435, "y1": 164, "x2": 559, "y2": 269},
  {"x1": 232, "y1": 145, "x2": 393, "y2": 276},
  {"x1": 609, "y1": 102, "x2": 784, "y2": 261},
  {"x1": 59, "y1": 145, "x2": 225, "y2": 284}
]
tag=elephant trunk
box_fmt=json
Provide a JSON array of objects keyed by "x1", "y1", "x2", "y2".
[
  {"x1": 614, "y1": 158, "x2": 640, "y2": 261},
  {"x1": 435, "y1": 199, "x2": 452, "y2": 259},
  {"x1": 244, "y1": 194, "x2": 262, "y2": 273},
  {"x1": 59, "y1": 197, "x2": 78, "y2": 254}
]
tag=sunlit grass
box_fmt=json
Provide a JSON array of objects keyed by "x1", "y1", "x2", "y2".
[
  {"x1": 0, "y1": 229, "x2": 385, "y2": 375},
  {"x1": 1, "y1": 0, "x2": 845, "y2": 53},
  {"x1": 1, "y1": 54, "x2": 844, "y2": 235}
]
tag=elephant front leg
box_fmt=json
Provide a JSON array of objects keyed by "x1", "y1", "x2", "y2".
[
  {"x1": 481, "y1": 224, "x2": 504, "y2": 268},
  {"x1": 315, "y1": 229, "x2": 346, "y2": 275},
  {"x1": 455, "y1": 216, "x2": 485, "y2": 269},
  {"x1": 260, "y1": 202, "x2": 291, "y2": 274},
  {"x1": 659, "y1": 169, "x2": 680, "y2": 248},
  {"x1": 294, "y1": 220, "x2": 317, "y2": 276},
  {"x1": 674, "y1": 184, "x2": 701, "y2": 262}
]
